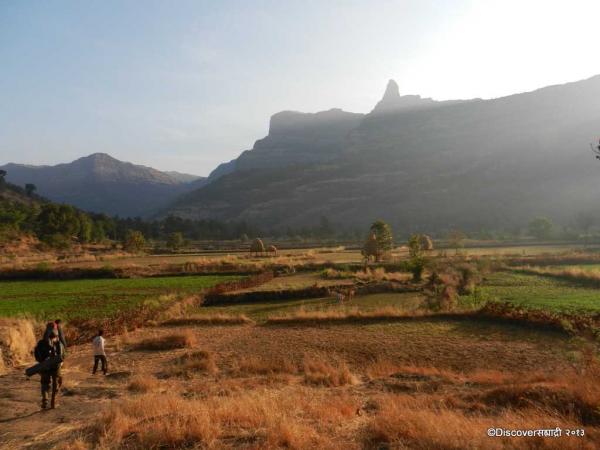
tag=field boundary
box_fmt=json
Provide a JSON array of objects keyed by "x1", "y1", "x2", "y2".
[{"x1": 203, "y1": 281, "x2": 420, "y2": 306}]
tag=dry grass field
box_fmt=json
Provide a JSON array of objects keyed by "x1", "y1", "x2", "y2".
[{"x1": 1, "y1": 311, "x2": 599, "y2": 449}]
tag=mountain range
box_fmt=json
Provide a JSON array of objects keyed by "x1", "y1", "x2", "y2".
[
  {"x1": 3, "y1": 75, "x2": 600, "y2": 233},
  {"x1": 0, "y1": 154, "x2": 204, "y2": 217},
  {"x1": 166, "y1": 75, "x2": 600, "y2": 233}
]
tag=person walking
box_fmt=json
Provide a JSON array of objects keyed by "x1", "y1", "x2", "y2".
[
  {"x1": 34, "y1": 323, "x2": 64, "y2": 409},
  {"x1": 92, "y1": 330, "x2": 108, "y2": 375},
  {"x1": 54, "y1": 319, "x2": 66, "y2": 388}
]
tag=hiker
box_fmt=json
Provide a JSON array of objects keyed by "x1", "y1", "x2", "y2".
[
  {"x1": 34, "y1": 322, "x2": 64, "y2": 409},
  {"x1": 92, "y1": 330, "x2": 108, "y2": 375},
  {"x1": 55, "y1": 319, "x2": 67, "y2": 349},
  {"x1": 54, "y1": 319, "x2": 66, "y2": 388}
]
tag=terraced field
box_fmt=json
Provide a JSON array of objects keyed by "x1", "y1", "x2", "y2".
[
  {"x1": 477, "y1": 271, "x2": 600, "y2": 314},
  {"x1": 0, "y1": 275, "x2": 241, "y2": 320}
]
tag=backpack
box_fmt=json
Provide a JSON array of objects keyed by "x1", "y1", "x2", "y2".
[{"x1": 34, "y1": 339, "x2": 51, "y2": 363}]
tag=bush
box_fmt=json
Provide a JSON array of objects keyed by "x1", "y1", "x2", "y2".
[{"x1": 123, "y1": 230, "x2": 145, "y2": 253}]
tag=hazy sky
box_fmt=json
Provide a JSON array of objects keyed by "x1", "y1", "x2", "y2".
[{"x1": 2, "y1": 0, "x2": 599, "y2": 176}]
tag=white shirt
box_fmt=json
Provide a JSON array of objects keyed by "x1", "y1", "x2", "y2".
[{"x1": 92, "y1": 336, "x2": 105, "y2": 356}]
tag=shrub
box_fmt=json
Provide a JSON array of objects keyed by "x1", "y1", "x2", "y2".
[
  {"x1": 164, "y1": 351, "x2": 218, "y2": 378},
  {"x1": 128, "y1": 374, "x2": 159, "y2": 393},
  {"x1": 131, "y1": 331, "x2": 197, "y2": 351},
  {"x1": 303, "y1": 356, "x2": 358, "y2": 387}
]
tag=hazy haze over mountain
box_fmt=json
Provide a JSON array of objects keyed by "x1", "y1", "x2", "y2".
[
  {"x1": 2, "y1": 1, "x2": 600, "y2": 175},
  {"x1": 0, "y1": 154, "x2": 203, "y2": 217},
  {"x1": 166, "y1": 75, "x2": 600, "y2": 232}
]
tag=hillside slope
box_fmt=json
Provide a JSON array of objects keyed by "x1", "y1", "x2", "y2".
[
  {"x1": 1, "y1": 154, "x2": 203, "y2": 217},
  {"x1": 166, "y1": 75, "x2": 600, "y2": 233}
]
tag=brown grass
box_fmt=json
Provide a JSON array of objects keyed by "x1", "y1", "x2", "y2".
[
  {"x1": 364, "y1": 395, "x2": 593, "y2": 450},
  {"x1": 365, "y1": 359, "x2": 463, "y2": 383},
  {"x1": 163, "y1": 350, "x2": 218, "y2": 378},
  {"x1": 127, "y1": 374, "x2": 159, "y2": 393},
  {"x1": 514, "y1": 265, "x2": 600, "y2": 286},
  {"x1": 91, "y1": 390, "x2": 341, "y2": 449},
  {"x1": 0, "y1": 318, "x2": 37, "y2": 369},
  {"x1": 130, "y1": 330, "x2": 197, "y2": 351},
  {"x1": 302, "y1": 355, "x2": 358, "y2": 387},
  {"x1": 265, "y1": 306, "x2": 436, "y2": 324},
  {"x1": 235, "y1": 354, "x2": 298, "y2": 376},
  {"x1": 161, "y1": 313, "x2": 254, "y2": 326}
]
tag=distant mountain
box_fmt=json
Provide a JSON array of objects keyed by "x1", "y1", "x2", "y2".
[
  {"x1": 205, "y1": 108, "x2": 364, "y2": 182},
  {"x1": 164, "y1": 171, "x2": 204, "y2": 184},
  {"x1": 165, "y1": 75, "x2": 600, "y2": 234},
  {"x1": 0, "y1": 153, "x2": 200, "y2": 217}
]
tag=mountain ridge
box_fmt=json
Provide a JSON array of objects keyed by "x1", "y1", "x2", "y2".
[
  {"x1": 164, "y1": 74, "x2": 600, "y2": 232},
  {"x1": 0, "y1": 154, "x2": 204, "y2": 217}
]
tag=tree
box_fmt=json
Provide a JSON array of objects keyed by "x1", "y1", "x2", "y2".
[
  {"x1": 408, "y1": 234, "x2": 423, "y2": 258},
  {"x1": 250, "y1": 238, "x2": 265, "y2": 256},
  {"x1": 447, "y1": 230, "x2": 466, "y2": 254},
  {"x1": 362, "y1": 232, "x2": 380, "y2": 263},
  {"x1": 368, "y1": 220, "x2": 393, "y2": 259},
  {"x1": 36, "y1": 204, "x2": 80, "y2": 247},
  {"x1": 123, "y1": 230, "x2": 145, "y2": 253},
  {"x1": 25, "y1": 183, "x2": 37, "y2": 197},
  {"x1": 0, "y1": 170, "x2": 6, "y2": 185},
  {"x1": 77, "y1": 212, "x2": 92, "y2": 243},
  {"x1": 528, "y1": 217, "x2": 553, "y2": 240},
  {"x1": 167, "y1": 232, "x2": 184, "y2": 251},
  {"x1": 407, "y1": 234, "x2": 428, "y2": 281}
]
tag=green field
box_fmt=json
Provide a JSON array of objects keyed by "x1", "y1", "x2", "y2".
[
  {"x1": 0, "y1": 275, "x2": 241, "y2": 320},
  {"x1": 199, "y1": 291, "x2": 425, "y2": 322},
  {"x1": 477, "y1": 271, "x2": 600, "y2": 314}
]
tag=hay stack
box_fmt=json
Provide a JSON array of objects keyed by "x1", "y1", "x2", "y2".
[
  {"x1": 250, "y1": 238, "x2": 265, "y2": 256},
  {"x1": 418, "y1": 234, "x2": 434, "y2": 251}
]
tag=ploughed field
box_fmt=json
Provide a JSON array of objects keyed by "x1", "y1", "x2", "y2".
[{"x1": 0, "y1": 275, "x2": 240, "y2": 320}]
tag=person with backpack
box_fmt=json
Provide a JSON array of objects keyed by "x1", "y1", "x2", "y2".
[
  {"x1": 54, "y1": 319, "x2": 66, "y2": 388},
  {"x1": 92, "y1": 330, "x2": 108, "y2": 375},
  {"x1": 34, "y1": 322, "x2": 64, "y2": 409},
  {"x1": 55, "y1": 319, "x2": 67, "y2": 349}
]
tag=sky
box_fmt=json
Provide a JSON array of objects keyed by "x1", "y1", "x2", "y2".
[{"x1": 1, "y1": 0, "x2": 600, "y2": 176}]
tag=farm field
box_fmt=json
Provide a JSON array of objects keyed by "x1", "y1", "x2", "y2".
[
  {"x1": 232, "y1": 272, "x2": 355, "y2": 293},
  {"x1": 3, "y1": 247, "x2": 600, "y2": 449},
  {"x1": 199, "y1": 291, "x2": 426, "y2": 322},
  {"x1": 2, "y1": 314, "x2": 595, "y2": 449},
  {"x1": 477, "y1": 271, "x2": 600, "y2": 314},
  {"x1": 0, "y1": 275, "x2": 241, "y2": 320}
]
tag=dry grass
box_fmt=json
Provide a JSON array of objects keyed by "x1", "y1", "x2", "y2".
[
  {"x1": 161, "y1": 313, "x2": 254, "y2": 326},
  {"x1": 303, "y1": 355, "x2": 358, "y2": 387},
  {"x1": 0, "y1": 318, "x2": 37, "y2": 369},
  {"x1": 163, "y1": 350, "x2": 218, "y2": 378},
  {"x1": 265, "y1": 306, "x2": 434, "y2": 324},
  {"x1": 364, "y1": 395, "x2": 593, "y2": 450},
  {"x1": 355, "y1": 267, "x2": 411, "y2": 283},
  {"x1": 91, "y1": 390, "x2": 344, "y2": 449},
  {"x1": 130, "y1": 330, "x2": 197, "y2": 351},
  {"x1": 235, "y1": 354, "x2": 298, "y2": 376},
  {"x1": 365, "y1": 359, "x2": 463, "y2": 383},
  {"x1": 127, "y1": 374, "x2": 159, "y2": 393},
  {"x1": 515, "y1": 265, "x2": 600, "y2": 285}
]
